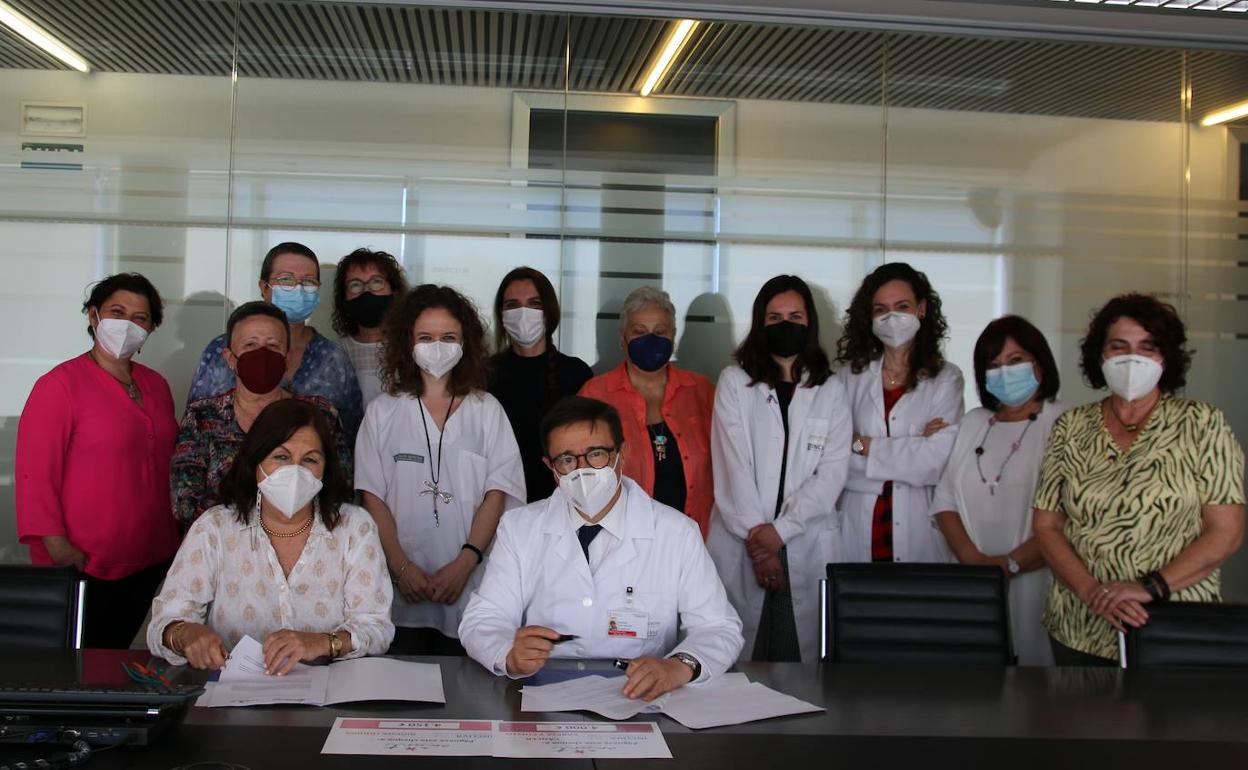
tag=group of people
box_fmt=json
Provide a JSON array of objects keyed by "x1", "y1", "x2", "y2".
[{"x1": 13, "y1": 243, "x2": 1245, "y2": 697}]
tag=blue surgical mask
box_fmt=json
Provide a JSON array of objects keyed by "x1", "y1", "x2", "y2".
[
  {"x1": 985, "y1": 361, "x2": 1040, "y2": 407},
  {"x1": 270, "y1": 285, "x2": 320, "y2": 323},
  {"x1": 627, "y1": 333, "x2": 673, "y2": 372}
]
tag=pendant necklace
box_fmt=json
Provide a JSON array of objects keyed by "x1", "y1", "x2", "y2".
[
  {"x1": 974, "y1": 410, "x2": 1039, "y2": 496},
  {"x1": 418, "y1": 396, "x2": 456, "y2": 526},
  {"x1": 87, "y1": 350, "x2": 141, "y2": 402},
  {"x1": 649, "y1": 423, "x2": 668, "y2": 462}
]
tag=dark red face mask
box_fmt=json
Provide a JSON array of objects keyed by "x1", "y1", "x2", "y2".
[{"x1": 234, "y1": 347, "x2": 286, "y2": 394}]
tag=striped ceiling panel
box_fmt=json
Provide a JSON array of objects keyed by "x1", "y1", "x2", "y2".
[{"x1": 0, "y1": 0, "x2": 1245, "y2": 123}]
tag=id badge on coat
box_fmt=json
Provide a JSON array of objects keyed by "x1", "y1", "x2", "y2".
[{"x1": 606, "y1": 589, "x2": 651, "y2": 638}]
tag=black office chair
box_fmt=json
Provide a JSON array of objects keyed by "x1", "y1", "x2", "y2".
[
  {"x1": 1121, "y1": 602, "x2": 1248, "y2": 669},
  {"x1": 0, "y1": 565, "x2": 87, "y2": 650},
  {"x1": 821, "y1": 562, "x2": 1013, "y2": 664}
]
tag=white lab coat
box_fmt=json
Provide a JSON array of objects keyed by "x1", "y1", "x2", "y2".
[
  {"x1": 355, "y1": 390, "x2": 526, "y2": 638},
  {"x1": 836, "y1": 359, "x2": 964, "y2": 563},
  {"x1": 458, "y1": 477, "x2": 744, "y2": 682},
  {"x1": 706, "y1": 366, "x2": 851, "y2": 663}
]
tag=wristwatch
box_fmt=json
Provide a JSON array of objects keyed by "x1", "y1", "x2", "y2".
[
  {"x1": 852, "y1": 438, "x2": 865, "y2": 456},
  {"x1": 1006, "y1": 555, "x2": 1021, "y2": 575},
  {"x1": 669, "y1": 652, "x2": 702, "y2": 681}
]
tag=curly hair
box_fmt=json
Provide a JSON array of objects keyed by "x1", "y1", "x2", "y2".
[
  {"x1": 734, "y1": 275, "x2": 831, "y2": 389},
  {"x1": 380, "y1": 284, "x2": 488, "y2": 398},
  {"x1": 835, "y1": 262, "x2": 948, "y2": 388},
  {"x1": 331, "y1": 248, "x2": 409, "y2": 337},
  {"x1": 1078, "y1": 293, "x2": 1190, "y2": 394}
]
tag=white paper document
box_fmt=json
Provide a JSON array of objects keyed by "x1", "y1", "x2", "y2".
[
  {"x1": 202, "y1": 635, "x2": 445, "y2": 707},
  {"x1": 321, "y1": 718, "x2": 671, "y2": 759},
  {"x1": 520, "y1": 672, "x2": 824, "y2": 729}
]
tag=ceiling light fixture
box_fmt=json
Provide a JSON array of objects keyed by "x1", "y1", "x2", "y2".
[
  {"x1": 639, "y1": 19, "x2": 698, "y2": 97},
  {"x1": 0, "y1": 0, "x2": 90, "y2": 73},
  {"x1": 1200, "y1": 99, "x2": 1248, "y2": 126}
]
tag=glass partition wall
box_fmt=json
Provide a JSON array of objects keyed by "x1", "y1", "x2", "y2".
[{"x1": 1, "y1": 0, "x2": 1245, "y2": 591}]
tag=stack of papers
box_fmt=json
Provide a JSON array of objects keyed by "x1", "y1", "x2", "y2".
[
  {"x1": 197, "y1": 635, "x2": 445, "y2": 708},
  {"x1": 521, "y1": 672, "x2": 823, "y2": 729}
]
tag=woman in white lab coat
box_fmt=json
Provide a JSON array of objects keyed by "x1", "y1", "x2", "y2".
[
  {"x1": 835, "y1": 262, "x2": 963, "y2": 564},
  {"x1": 356, "y1": 284, "x2": 526, "y2": 655},
  {"x1": 708, "y1": 275, "x2": 851, "y2": 662},
  {"x1": 930, "y1": 315, "x2": 1063, "y2": 665}
]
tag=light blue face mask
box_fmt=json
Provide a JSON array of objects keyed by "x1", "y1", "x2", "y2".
[
  {"x1": 270, "y1": 285, "x2": 321, "y2": 323},
  {"x1": 985, "y1": 361, "x2": 1040, "y2": 407}
]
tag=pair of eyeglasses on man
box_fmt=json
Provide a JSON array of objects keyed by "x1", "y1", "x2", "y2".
[
  {"x1": 548, "y1": 446, "x2": 618, "y2": 475},
  {"x1": 268, "y1": 276, "x2": 321, "y2": 290},
  {"x1": 345, "y1": 276, "x2": 389, "y2": 296}
]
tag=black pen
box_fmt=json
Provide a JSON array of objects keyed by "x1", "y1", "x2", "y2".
[
  {"x1": 613, "y1": 658, "x2": 631, "y2": 671},
  {"x1": 552, "y1": 634, "x2": 579, "y2": 645}
]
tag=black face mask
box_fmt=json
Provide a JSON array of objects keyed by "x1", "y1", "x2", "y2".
[
  {"x1": 344, "y1": 292, "x2": 393, "y2": 329},
  {"x1": 763, "y1": 320, "x2": 808, "y2": 358}
]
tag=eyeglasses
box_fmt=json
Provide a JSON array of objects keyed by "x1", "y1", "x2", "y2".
[
  {"x1": 549, "y1": 446, "x2": 617, "y2": 475},
  {"x1": 268, "y1": 276, "x2": 321, "y2": 290},
  {"x1": 345, "y1": 276, "x2": 389, "y2": 296}
]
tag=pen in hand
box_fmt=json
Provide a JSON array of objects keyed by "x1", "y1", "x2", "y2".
[{"x1": 552, "y1": 634, "x2": 579, "y2": 645}]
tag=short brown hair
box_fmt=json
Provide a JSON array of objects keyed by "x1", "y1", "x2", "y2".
[
  {"x1": 218, "y1": 399, "x2": 350, "y2": 531},
  {"x1": 380, "y1": 284, "x2": 488, "y2": 398},
  {"x1": 1079, "y1": 293, "x2": 1190, "y2": 394},
  {"x1": 539, "y1": 396, "x2": 625, "y2": 456},
  {"x1": 973, "y1": 315, "x2": 1060, "y2": 411}
]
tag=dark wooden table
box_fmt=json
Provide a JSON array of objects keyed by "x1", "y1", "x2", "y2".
[{"x1": 5, "y1": 650, "x2": 1248, "y2": 769}]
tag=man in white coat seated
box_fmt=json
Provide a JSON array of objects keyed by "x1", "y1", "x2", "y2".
[{"x1": 460, "y1": 396, "x2": 743, "y2": 701}]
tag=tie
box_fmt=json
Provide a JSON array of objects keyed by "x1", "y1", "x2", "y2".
[{"x1": 577, "y1": 524, "x2": 603, "y2": 563}]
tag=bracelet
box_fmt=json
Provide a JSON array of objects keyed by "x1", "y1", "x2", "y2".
[
  {"x1": 326, "y1": 631, "x2": 342, "y2": 659},
  {"x1": 461, "y1": 543, "x2": 484, "y2": 564},
  {"x1": 1140, "y1": 570, "x2": 1172, "y2": 602},
  {"x1": 393, "y1": 561, "x2": 412, "y2": 584},
  {"x1": 167, "y1": 621, "x2": 187, "y2": 654}
]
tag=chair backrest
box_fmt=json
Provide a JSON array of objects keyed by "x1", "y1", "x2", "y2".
[
  {"x1": 824, "y1": 562, "x2": 1012, "y2": 664},
  {"x1": 1124, "y1": 602, "x2": 1248, "y2": 669},
  {"x1": 0, "y1": 565, "x2": 86, "y2": 650}
]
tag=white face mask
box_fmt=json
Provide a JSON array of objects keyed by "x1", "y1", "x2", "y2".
[
  {"x1": 1101, "y1": 354, "x2": 1163, "y2": 402},
  {"x1": 872, "y1": 311, "x2": 921, "y2": 349},
  {"x1": 558, "y1": 456, "x2": 621, "y2": 517},
  {"x1": 94, "y1": 316, "x2": 149, "y2": 359},
  {"x1": 413, "y1": 341, "x2": 463, "y2": 379},
  {"x1": 502, "y1": 307, "x2": 546, "y2": 348},
  {"x1": 258, "y1": 464, "x2": 323, "y2": 520}
]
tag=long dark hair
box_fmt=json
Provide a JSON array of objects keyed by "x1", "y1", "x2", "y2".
[
  {"x1": 734, "y1": 275, "x2": 831, "y2": 389},
  {"x1": 836, "y1": 262, "x2": 948, "y2": 389},
  {"x1": 490, "y1": 267, "x2": 564, "y2": 407},
  {"x1": 218, "y1": 399, "x2": 350, "y2": 530},
  {"x1": 380, "y1": 284, "x2": 489, "y2": 398}
]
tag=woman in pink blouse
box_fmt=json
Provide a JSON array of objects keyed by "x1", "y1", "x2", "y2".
[{"x1": 15, "y1": 273, "x2": 181, "y2": 648}]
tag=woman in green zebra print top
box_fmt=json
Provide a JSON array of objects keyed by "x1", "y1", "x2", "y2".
[{"x1": 1033, "y1": 293, "x2": 1245, "y2": 665}]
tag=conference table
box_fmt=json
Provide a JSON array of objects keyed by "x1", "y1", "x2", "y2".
[{"x1": 7, "y1": 649, "x2": 1248, "y2": 769}]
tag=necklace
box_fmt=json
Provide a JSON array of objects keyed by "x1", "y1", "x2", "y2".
[
  {"x1": 974, "y1": 410, "x2": 1039, "y2": 495},
  {"x1": 261, "y1": 513, "x2": 313, "y2": 539},
  {"x1": 883, "y1": 368, "x2": 906, "y2": 389},
  {"x1": 649, "y1": 423, "x2": 669, "y2": 462},
  {"x1": 418, "y1": 395, "x2": 456, "y2": 527},
  {"x1": 1107, "y1": 394, "x2": 1159, "y2": 434},
  {"x1": 87, "y1": 350, "x2": 141, "y2": 402}
]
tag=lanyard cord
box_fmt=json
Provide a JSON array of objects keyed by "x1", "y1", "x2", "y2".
[{"x1": 418, "y1": 395, "x2": 456, "y2": 526}]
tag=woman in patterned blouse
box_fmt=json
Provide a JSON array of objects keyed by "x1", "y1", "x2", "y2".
[
  {"x1": 171, "y1": 302, "x2": 352, "y2": 528},
  {"x1": 1034, "y1": 293, "x2": 1245, "y2": 665},
  {"x1": 150, "y1": 399, "x2": 393, "y2": 672}
]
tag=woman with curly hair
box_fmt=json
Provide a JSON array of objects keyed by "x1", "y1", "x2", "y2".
[
  {"x1": 1033, "y1": 293, "x2": 1244, "y2": 666},
  {"x1": 835, "y1": 262, "x2": 964, "y2": 563},
  {"x1": 354, "y1": 284, "x2": 525, "y2": 655}
]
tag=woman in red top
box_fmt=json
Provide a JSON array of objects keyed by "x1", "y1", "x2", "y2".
[
  {"x1": 578, "y1": 286, "x2": 714, "y2": 537},
  {"x1": 16, "y1": 273, "x2": 180, "y2": 648}
]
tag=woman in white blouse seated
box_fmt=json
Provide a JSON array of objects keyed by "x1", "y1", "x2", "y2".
[
  {"x1": 930, "y1": 315, "x2": 1064, "y2": 665},
  {"x1": 148, "y1": 399, "x2": 394, "y2": 672}
]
